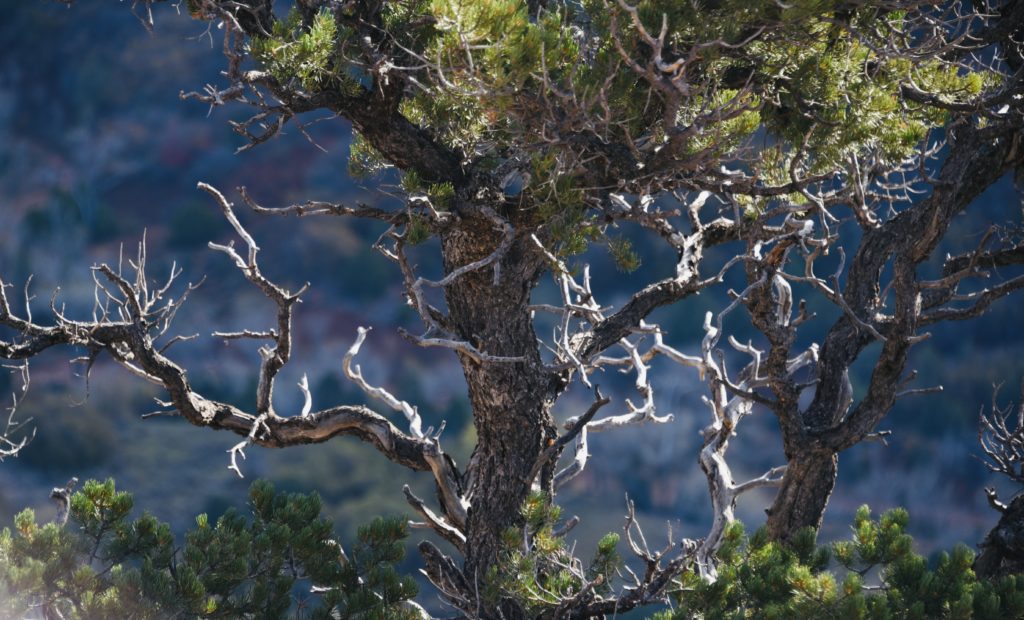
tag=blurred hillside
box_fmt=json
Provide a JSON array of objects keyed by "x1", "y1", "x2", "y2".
[{"x1": 1, "y1": 0, "x2": 1023, "y2": 586}]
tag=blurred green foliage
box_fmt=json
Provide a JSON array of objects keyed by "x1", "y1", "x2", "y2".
[{"x1": 0, "y1": 479, "x2": 418, "y2": 619}]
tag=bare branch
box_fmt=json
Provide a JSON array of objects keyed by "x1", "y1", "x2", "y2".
[
  {"x1": 979, "y1": 380, "x2": 1024, "y2": 485},
  {"x1": 284, "y1": 376, "x2": 304, "y2": 423},
  {"x1": 404, "y1": 485, "x2": 466, "y2": 551},
  {"x1": 238, "y1": 186, "x2": 408, "y2": 223},
  {"x1": 532, "y1": 386, "x2": 609, "y2": 487},
  {"x1": 733, "y1": 465, "x2": 788, "y2": 495},
  {"x1": 49, "y1": 477, "x2": 79, "y2": 527},
  {"x1": 570, "y1": 339, "x2": 673, "y2": 432},
  {"x1": 343, "y1": 327, "x2": 423, "y2": 438},
  {"x1": 213, "y1": 329, "x2": 277, "y2": 341},
  {"x1": 0, "y1": 362, "x2": 34, "y2": 460},
  {"x1": 199, "y1": 181, "x2": 309, "y2": 415},
  {"x1": 921, "y1": 274, "x2": 1024, "y2": 325}
]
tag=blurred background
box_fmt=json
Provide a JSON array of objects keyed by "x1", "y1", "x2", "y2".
[{"x1": 1, "y1": 0, "x2": 1022, "y2": 593}]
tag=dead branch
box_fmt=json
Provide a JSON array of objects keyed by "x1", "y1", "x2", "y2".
[
  {"x1": 979, "y1": 380, "x2": 1024, "y2": 485},
  {"x1": 238, "y1": 186, "x2": 409, "y2": 223},
  {"x1": 49, "y1": 477, "x2": 79, "y2": 527},
  {"x1": 343, "y1": 327, "x2": 424, "y2": 438}
]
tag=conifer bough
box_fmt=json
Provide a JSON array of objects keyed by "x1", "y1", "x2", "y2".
[{"x1": 4, "y1": 0, "x2": 1024, "y2": 616}]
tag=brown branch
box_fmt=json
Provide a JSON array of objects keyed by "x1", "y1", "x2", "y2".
[
  {"x1": 0, "y1": 244, "x2": 446, "y2": 481},
  {"x1": 417, "y1": 540, "x2": 475, "y2": 613},
  {"x1": 529, "y1": 386, "x2": 609, "y2": 486},
  {"x1": 803, "y1": 119, "x2": 1024, "y2": 436},
  {"x1": 920, "y1": 274, "x2": 1024, "y2": 325},
  {"x1": 238, "y1": 186, "x2": 408, "y2": 223},
  {"x1": 943, "y1": 244, "x2": 1024, "y2": 275},
  {"x1": 200, "y1": 181, "x2": 309, "y2": 416},
  {"x1": 404, "y1": 485, "x2": 466, "y2": 551},
  {"x1": 570, "y1": 217, "x2": 741, "y2": 367}
]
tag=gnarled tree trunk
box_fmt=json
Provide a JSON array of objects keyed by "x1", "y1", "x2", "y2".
[{"x1": 441, "y1": 214, "x2": 555, "y2": 590}]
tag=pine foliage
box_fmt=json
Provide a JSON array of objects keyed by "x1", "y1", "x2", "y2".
[
  {"x1": 482, "y1": 492, "x2": 622, "y2": 616},
  {"x1": 662, "y1": 507, "x2": 1024, "y2": 620},
  {"x1": 5, "y1": 485, "x2": 1024, "y2": 618},
  {"x1": 0, "y1": 479, "x2": 418, "y2": 620}
]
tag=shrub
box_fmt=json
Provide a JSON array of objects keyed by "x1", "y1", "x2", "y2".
[
  {"x1": 0, "y1": 479, "x2": 418, "y2": 619},
  {"x1": 662, "y1": 507, "x2": 1024, "y2": 620}
]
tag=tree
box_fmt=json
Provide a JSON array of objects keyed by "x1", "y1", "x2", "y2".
[
  {"x1": 2, "y1": 0, "x2": 1024, "y2": 616},
  {"x1": 0, "y1": 478, "x2": 420, "y2": 619},
  {"x1": 9, "y1": 479, "x2": 1024, "y2": 620}
]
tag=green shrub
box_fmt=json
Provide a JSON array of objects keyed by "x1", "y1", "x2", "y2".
[
  {"x1": 661, "y1": 506, "x2": 1024, "y2": 620},
  {"x1": 0, "y1": 479, "x2": 418, "y2": 619},
  {"x1": 482, "y1": 497, "x2": 1024, "y2": 619}
]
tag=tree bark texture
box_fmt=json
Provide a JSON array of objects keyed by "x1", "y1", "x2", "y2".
[
  {"x1": 441, "y1": 212, "x2": 555, "y2": 586},
  {"x1": 764, "y1": 123, "x2": 1024, "y2": 542},
  {"x1": 766, "y1": 452, "x2": 839, "y2": 541},
  {"x1": 6, "y1": 4, "x2": 1024, "y2": 617},
  {"x1": 976, "y1": 495, "x2": 1024, "y2": 579}
]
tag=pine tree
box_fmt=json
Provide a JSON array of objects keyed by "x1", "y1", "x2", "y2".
[{"x1": 0, "y1": 478, "x2": 419, "y2": 619}]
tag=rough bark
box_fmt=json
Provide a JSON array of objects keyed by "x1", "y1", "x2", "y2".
[
  {"x1": 976, "y1": 495, "x2": 1024, "y2": 579},
  {"x1": 440, "y1": 211, "x2": 554, "y2": 598},
  {"x1": 766, "y1": 452, "x2": 839, "y2": 541},
  {"x1": 765, "y1": 122, "x2": 1024, "y2": 541},
  {"x1": 7, "y1": 2, "x2": 1024, "y2": 616}
]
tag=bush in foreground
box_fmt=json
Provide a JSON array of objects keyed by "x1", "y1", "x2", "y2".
[
  {"x1": 662, "y1": 507, "x2": 1024, "y2": 620},
  {"x1": 483, "y1": 496, "x2": 1024, "y2": 619},
  {"x1": 4, "y1": 481, "x2": 1024, "y2": 619},
  {"x1": 0, "y1": 479, "x2": 418, "y2": 619}
]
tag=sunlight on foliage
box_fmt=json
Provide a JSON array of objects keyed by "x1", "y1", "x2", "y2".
[
  {"x1": 483, "y1": 492, "x2": 621, "y2": 616},
  {"x1": 0, "y1": 479, "x2": 418, "y2": 620},
  {"x1": 660, "y1": 507, "x2": 1024, "y2": 620}
]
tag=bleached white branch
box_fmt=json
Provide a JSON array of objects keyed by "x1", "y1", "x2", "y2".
[
  {"x1": 199, "y1": 182, "x2": 309, "y2": 416},
  {"x1": 0, "y1": 362, "x2": 34, "y2": 460},
  {"x1": 569, "y1": 339, "x2": 673, "y2": 432},
  {"x1": 343, "y1": 327, "x2": 423, "y2": 438},
  {"x1": 227, "y1": 412, "x2": 271, "y2": 478},
  {"x1": 733, "y1": 465, "x2": 788, "y2": 495},
  {"x1": 404, "y1": 485, "x2": 466, "y2": 550},
  {"x1": 553, "y1": 425, "x2": 589, "y2": 491},
  {"x1": 298, "y1": 373, "x2": 312, "y2": 418},
  {"x1": 400, "y1": 330, "x2": 526, "y2": 365}
]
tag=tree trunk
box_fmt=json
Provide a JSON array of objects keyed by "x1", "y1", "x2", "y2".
[
  {"x1": 440, "y1": 218, "x2": 555, "y2": 600},
  {"x1": 765, "y1": 451, "x2": 838, "y2": 542},
  {"x1": 975, "y1": 494, "x2": 1024, "y2": 579}
]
